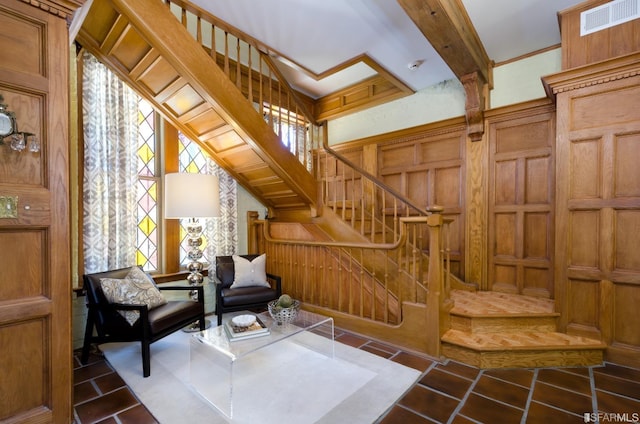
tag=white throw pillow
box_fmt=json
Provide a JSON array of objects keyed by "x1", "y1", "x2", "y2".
[
  {"x1": 100, "y1": 267, "x2": 167, "y2": 325},
  {"x1": 230, "y1": 254, "x2": 270, "y2": 289}
]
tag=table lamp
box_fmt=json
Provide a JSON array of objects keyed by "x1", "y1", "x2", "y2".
[{"x1": 164, "y1": 172, "x2": 220, "y2": 330}]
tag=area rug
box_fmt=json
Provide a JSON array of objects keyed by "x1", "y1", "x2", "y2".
[{"x1": 100, "y1": 325, "x2": 420, "y2": 424}]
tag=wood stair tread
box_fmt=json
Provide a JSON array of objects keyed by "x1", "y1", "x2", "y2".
[
  {"x1": 450, "y1": 289, "x2": 556, "y2": 316},
  {"x1": 442, "y1": 329, "x2": 606, "y2": 351}
]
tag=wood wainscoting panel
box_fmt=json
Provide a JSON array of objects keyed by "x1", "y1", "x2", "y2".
[
  {"x1": 548, "y1": 57, "x2": 640, "y2": 368},
  {"x1": 487, "y1": 102, "x2": 555, "y2": 298}
]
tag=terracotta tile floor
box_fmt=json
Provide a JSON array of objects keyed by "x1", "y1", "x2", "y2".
[{"x1": 73, "y1": 328, "x2": 640, "y2": 424}]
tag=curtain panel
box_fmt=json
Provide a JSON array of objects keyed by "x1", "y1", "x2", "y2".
[
  {"x1": 207, "y1": 158, "x2": 238, "y2": 259},
  {"x1": 82, "y1": 52, "x2": 139, "y2": 273}
]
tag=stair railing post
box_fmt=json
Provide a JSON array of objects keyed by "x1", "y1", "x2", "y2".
[{"x1": 425, "y1": 205, "x2": 451, "y2": 358}]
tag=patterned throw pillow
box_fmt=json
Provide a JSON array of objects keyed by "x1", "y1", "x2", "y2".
[
  {"x1": 100, "y1": 267, "x2": 167, "y2": 325},
  {"x1": 230, "y1": 254, "x2": 270, "y2": 289}
]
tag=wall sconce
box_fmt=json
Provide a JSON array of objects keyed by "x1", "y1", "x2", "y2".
[{"x1": 0, "y1": 95, "x2": 40, "y2": 153}]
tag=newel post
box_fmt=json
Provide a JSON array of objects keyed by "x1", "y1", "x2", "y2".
[{"x1": 424, "y1": 205, "x2": 451, "y2": 358}]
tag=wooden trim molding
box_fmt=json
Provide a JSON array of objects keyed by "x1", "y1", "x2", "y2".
[
  {"x1": 543, "y1": 52, "x2": 640, "y2": 99},
  {"x1": 18, "y1": 0, "x2": 85, "y2": 20},
  {"x1": 315, "y1": 74, "x2": 413, "y2": 121}
]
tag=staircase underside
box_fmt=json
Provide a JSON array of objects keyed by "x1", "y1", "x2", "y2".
[
  {"x1": 441, "y1": 290, "x2": 606, "y2": 369},
  {"x1": 75, "y1": 0, "x2": 317, "y2": 211}
]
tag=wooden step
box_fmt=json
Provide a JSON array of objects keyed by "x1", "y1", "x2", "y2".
[
  {"x1": 442, "y1": 329, "x2": 606, "y2": 368},
  {"x1": 442, "y1": 290, "x2": 606, "y2": 368},
  {"x1": 449, "y1": 290, "x2": 560, "y2": 334}
]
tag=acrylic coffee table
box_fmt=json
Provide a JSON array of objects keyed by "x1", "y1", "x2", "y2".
[{"x1": 189, "y1": 309, "x2": 334, "y2": 418}]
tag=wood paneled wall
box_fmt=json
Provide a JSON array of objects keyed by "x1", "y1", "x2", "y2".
[
  {"x1": 545, "y1": 54, "x2": 640, "y2": 367},
  {"x1": 486, "y1": 101, "x2": 556, "y2": 298}
]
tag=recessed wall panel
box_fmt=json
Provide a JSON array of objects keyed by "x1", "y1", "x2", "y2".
[
  {"x1": 615, "y1": 210, "x2": 640, "y2": 272},
  {"x1": 614, "y1": 133, "x2": 640, "y2": 198},
  {"x1": 525, "y1": 156, "x2": 550, "y2": 204},
  {"x1": 568, "y1": 278, "x2": 599, "y2": 328},
  {"x1": 524, "y1": 212, "x2": 549, "y2": 259},
  {"x1": 420, "y1": 137, "x2": 460, "y2": 162},
  {"x1": 495, "y1": 213, "x2": 516, "y2": 257},
  {"x1": 434, "y1": 167, "x2": 461, "y2": 208},
  {"x1": 614, "y1": 283, "x2": 640, "y2": 346},
  {"x1": 569, "y1": 211, "x2": 599, "y2": 268},
  {"x1": 495, "y1": 160, "x2": 517, "y2": 205},
  {"x1": 495, "y1": 120, "x2": 550, "y2": 153},
  {"x1": 523, "y1": 267, "x2": 551, "y2": 295},
  {"x1": 407, "y1": 170, "x2": 427, "y2": 208},
  {"x1": 570, "y1": 139, "x2": 601, "y2": 200},
  {"x1": 494, "y1": 265, "x2": 516, "y2": 289}
]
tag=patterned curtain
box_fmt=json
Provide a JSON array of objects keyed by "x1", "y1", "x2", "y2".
[
  {"x1": 82, "y1": 52, "x2": 139, "y2": 273},
  {"x1": 206, "y1": 157, "x2": 237, "y2": 258}
]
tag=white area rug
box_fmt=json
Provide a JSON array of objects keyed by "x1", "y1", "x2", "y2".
[{"x1": 101, "y1": 326, "x2": 419, "y2": 424}]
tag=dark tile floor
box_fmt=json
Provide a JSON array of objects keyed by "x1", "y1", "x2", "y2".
[{"x1": 73, "y1": 328, "x2": 640, "y2": 424}]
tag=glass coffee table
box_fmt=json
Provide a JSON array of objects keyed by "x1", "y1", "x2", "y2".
[{"x1": 189, "y1": 309, "x2": 334, "y2": 418}]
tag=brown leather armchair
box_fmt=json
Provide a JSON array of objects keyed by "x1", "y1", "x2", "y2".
[
  {"x1": 81, "y1": 266, "x2": 205, "y2": 377},
  {"x1": 214, "y1": 255, "x2": 281, "y2": 326}
]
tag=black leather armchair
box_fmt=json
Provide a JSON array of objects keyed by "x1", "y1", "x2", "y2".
[
  {"x1": 214, "y1": 255, "x2": 282, "y2": 326},
  {"x1": 81, "y1": 266, "x2": 205, "y2": 377}
]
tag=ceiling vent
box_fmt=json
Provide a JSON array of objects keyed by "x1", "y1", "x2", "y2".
[{"x1": 580, "y1": 0, "x2": 640, "y2": 36}]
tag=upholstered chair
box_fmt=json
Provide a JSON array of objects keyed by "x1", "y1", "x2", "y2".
[
  {"x1": 214, "y1": 254, "x2": 281, "y2": 325},
  {"x1": 81, "y1": 266, "x2": 205, "y2": 377}
]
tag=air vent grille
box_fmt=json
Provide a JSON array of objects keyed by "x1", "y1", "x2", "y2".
[{"x1": 580, "y1": 0, "x2": 640, "y2": 36}]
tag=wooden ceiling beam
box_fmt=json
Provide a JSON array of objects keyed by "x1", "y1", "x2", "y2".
[
  {"x1": 397, "y1": 0, "x2": 491, "y2": 141},
  {"x1": 397, "y1": 0, "x2": 492, "y2": 86}
]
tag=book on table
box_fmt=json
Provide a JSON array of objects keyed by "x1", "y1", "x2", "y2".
[{"x1": 224, "y1": 316, "x2": 270, "y2": 341}]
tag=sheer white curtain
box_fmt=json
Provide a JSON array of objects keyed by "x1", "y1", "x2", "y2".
[{"x1": 82, "y1": 52, "x2": 139, "y2": 273}]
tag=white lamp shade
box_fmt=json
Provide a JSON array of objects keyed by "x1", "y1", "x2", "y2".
[{"x1": 164, "y1": 172, "x2": 220, "y2": 218}]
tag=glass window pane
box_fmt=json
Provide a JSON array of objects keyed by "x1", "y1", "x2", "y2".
[
  {"x1": 136, "y1": 98, "x2": 159, "y2": 271},
  {"x1": 178, "y1": 134, "x2": 212, "y2": 267}
]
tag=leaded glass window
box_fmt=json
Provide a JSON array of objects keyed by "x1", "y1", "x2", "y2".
[
  {"x1": 135, "y1": 99, "x2": 159, "y2": 271},
  {"x1": 178, "y1": 133, "x2": 212, "y2": 266}
]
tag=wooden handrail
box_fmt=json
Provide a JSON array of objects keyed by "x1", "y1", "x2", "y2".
[{"x1": 261, "y1": 216, "x2": 427, "y2": 249}]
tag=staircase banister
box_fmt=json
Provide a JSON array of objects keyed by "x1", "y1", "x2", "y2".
[
  {"x1": 320, "y1": 142, "x2": 428, "y2": 217},
  {"x1": 166, "y1": 0, "x2": 272, "y2": 54},
  {"x1": 261, "y1": 217, "x2": 427, "y2": 250},
  {"x1": 259, "y1": 52, "x2": 319, "y2": 126},
  {"x1": 166, "y1": 0, "x2": 318, "y2": 126}
]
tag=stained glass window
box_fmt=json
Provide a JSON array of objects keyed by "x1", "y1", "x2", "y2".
[
  {"x1": 135, "y1": 99, "x2": 159, "y2": 271},
  {"x1": 178, "y1": 133, "x2": 212, "y2": 266}
]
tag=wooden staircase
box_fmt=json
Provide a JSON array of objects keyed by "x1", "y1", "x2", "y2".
[{"x1": 441, "y1": 290, "x2": 606, "y2": 368}]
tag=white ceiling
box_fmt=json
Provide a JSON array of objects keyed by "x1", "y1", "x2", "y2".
[{"x1": 190, "y1": 0, "x2": 585, "y2": 99}]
